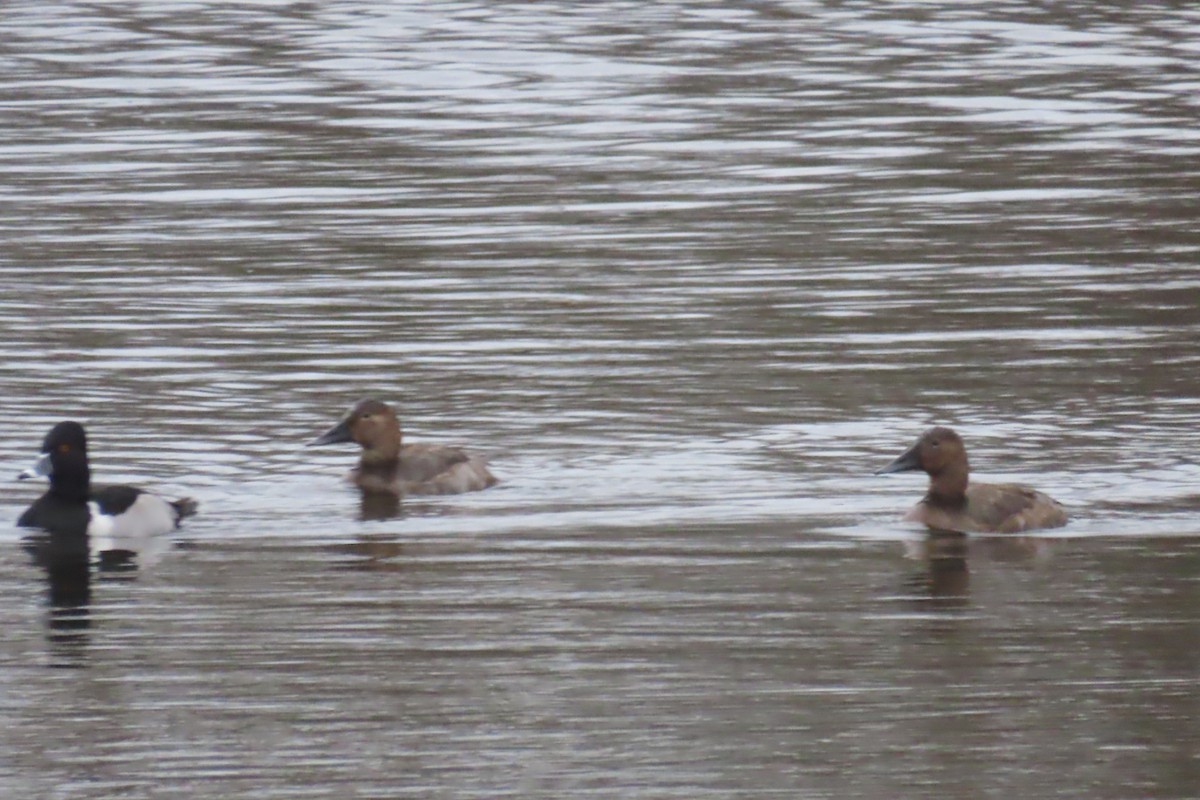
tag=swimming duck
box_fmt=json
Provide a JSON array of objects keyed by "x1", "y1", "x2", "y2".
[
  {"x1": 876, "y1": 426, "x2": 1068, "y2": 533},
  {"x1": 17, "y1": 421, "x2": 198, "y2": 560},
  {"x1": 309, "y1": 399, "x2": 498, "y2": 496}
]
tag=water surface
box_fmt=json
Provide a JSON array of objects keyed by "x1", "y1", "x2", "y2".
[{"x1": 1, "y1": 2, "x2": 1199, "y2": 797}]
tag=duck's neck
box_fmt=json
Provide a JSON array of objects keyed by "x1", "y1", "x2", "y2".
[
  {"x1": 359, "y1": 428, "x2": 402, "y2": 473},
  {"x1": 925, "y1": 461, "x2": 969, "y2": 507},
  {"x1": 50, "y1": 462, "x2": 90, "y2": 503},
  {"x1": 359, "y1": 453, "x2": 398, "y2": 479}
]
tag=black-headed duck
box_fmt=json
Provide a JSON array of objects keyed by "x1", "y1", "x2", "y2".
[
  {"x1": 17, "y1": 421, "x2": 198, "y2": 561},
  {"x1": 877, "y1": 426, "x2": 1067, "y2": 533},
  {"x1": 309, "y1": 399, "x2": 497, "y2": 496}
]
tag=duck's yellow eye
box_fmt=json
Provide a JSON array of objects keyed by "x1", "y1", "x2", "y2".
[{"x1": 58, "y1": 443, "x2": 71, "y2": 453}]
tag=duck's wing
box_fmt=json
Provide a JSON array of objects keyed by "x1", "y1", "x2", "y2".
[
  {"x1": 397, "y1": 444, "x2": 469, "y2": 481},
  {"x1": 970, "y1": 483, "x2": 1068, "y2": 533},
  {"x1": 91, "y1": 485, "x2": 144, "y2": 515},
  {"x1": 398, "y1": 444, "x2": 497, "y2": 495}
]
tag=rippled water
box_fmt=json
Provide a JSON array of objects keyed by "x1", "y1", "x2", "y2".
[{"x1": 2, "y1": 2, "x2": 1199, "y2": 797}]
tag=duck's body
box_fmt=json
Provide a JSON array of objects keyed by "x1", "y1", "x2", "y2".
[
  {"x1": 311, "y1": 399, "x2": 497, "y2": 496},
  {"x1": 18, "y1": 422, "x2": 197, "y2": 561},
  {"x1": 903, "y1": 482, "x2": 1068, "y2": 534},
  {"x1": 20, "y1": 484, "x2": 197, "y2": 537},
  {"x1": 351, "y1": 443, "x2": 496, "y2": 496},
  {"x1": 878, "y1": 426, "x2": 1067, "y2": 534}
]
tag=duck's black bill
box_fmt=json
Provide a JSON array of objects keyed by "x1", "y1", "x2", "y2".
[
  {"x1": 309, "y1": 419, "x2": 352, "y2": 447},
  {"x1": 876, "y1": 444, "x2": 921, "y2": 475}
]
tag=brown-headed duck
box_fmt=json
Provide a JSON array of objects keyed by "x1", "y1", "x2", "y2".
[
  {"x1": 877, "y1": 426, "x2": 1067, "y2": 533},
  {"x1": 17, "y1": 421, "x2": 198, "y2": 562},
  {"x1": 309, "y1": 399, "x2": 498, "y2": 496}
]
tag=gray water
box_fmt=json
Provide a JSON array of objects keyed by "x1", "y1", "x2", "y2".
[{"x1": 2, "y1": 2, "x2": 1199, "y2": 797}]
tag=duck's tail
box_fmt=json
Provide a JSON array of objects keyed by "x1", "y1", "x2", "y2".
[{"x1": 171, "y1": 497, "x2": 199, "y2": 523}]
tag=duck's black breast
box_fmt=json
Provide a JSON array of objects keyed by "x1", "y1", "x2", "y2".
[
  {"x1": 18, "y1": 499, "x2": 91, "y2": 568},
  {"x1": 16, "y1": 497, "x2": 44, "y2": 529},
  {"x1": 18, "y1": 493, "x2": 90, "y2": 538}
]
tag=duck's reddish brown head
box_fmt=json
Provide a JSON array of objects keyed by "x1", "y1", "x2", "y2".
[
  {"x1": 310, "y1": 399, "x2": 402, "y2": 465},
  {"x1": 877, "y1": 426, "x2": 969, "y2": 480}
]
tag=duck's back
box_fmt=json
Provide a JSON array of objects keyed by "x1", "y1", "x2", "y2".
[
  {"x1": 907, "y1": 481, "x2": 1068, "y2": 534},
  {"x1": 353, "y1": 444, "x2": 497, "y2": 495}
]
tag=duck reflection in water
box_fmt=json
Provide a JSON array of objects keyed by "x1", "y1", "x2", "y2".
[
  {"x1": 22, "y1": 535, "x2": 93, "y2": 664},
  {"x1": 325, "y1": 533, "x2": 408, "y2": 572},
  {"x1": 903, "y1": 530, "x2": 1055, "y2": 606},
  {"x1": 904, "y1": 530, "x2": 971, "y2": 603},
  {"x1": 359, "y1": 489, "x2": 401, "y2": 521}
]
